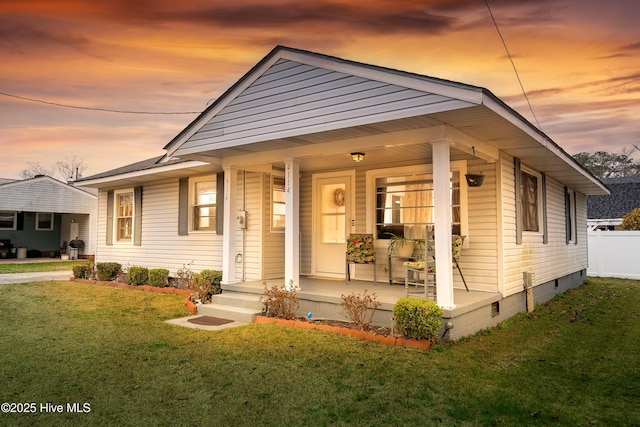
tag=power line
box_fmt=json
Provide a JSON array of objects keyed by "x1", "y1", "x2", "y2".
[
  {"x1": 0, "y1": 91, "x2": 201, "y2": 115},
  {"x1": 483, "y1": 0, "x2": 543, "y2": 132}
]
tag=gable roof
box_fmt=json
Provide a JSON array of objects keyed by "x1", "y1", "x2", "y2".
[
  {"x1": 161, "y1": 45, "x2": 606, "y2": 196},
  {"x1": 0, "y1": 175, "x2": 96, "y2": 213},
  {"x1": 587, "y1": 176, "x2": 640, "y2": 219}
]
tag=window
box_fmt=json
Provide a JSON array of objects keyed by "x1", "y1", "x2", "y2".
[
  {"x1": 520, "y1": 171, "x2": 539, "y2": 232},
  {"x1": 0, "y1": 211, "x2": 17, "y2": 230},
  {"x1": 374, "y1": 170, "x2": 462, "y2": 239},
  {"x1": 36, "y1": 213, "x2": 54, "y2": 231},
  {"x1": 272, "y1": 175, "x2": 285, "y2": 231},
  {"x1": 115, "y1": 189, "x2": 133, "y2": 242},
  {"x1": 192, "y1": 176, "x2": 216, "y2": 231}
]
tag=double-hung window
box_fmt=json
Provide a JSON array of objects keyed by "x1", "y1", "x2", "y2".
[
  {"x1": 0, "y1": 211, "x2": 17, "y2": 230},
  {"x1": 36, "y1": 213, "x2": 54, "y2": 231},
  {"x1": 191, "y1": 176, "x2": 216, "y2": 231},
  {"x1": 271, "y1": 175, "x2": 285, "y2": 231},
  {"x1": 115, "y1": 189, "x2": 134, "y2": 242},
  {"x1": 520, "y1": 171, "x2": 539, "y2": 232}
]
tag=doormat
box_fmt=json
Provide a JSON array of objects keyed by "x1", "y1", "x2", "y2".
[{"x1": 187, "y1": 316, "x2": 235, "y2": 326}]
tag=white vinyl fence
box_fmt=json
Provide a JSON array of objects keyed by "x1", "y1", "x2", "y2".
[{"x1": 588, "y1": 230, "x2": 640, "y2": 280}]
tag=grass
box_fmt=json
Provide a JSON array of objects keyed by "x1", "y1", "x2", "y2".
[
  {"x1": 0, "y1": 277, "x2": 638, "y2": 426},
  {"x1": 0, "y1": 260, "x2": 88, "y2": 274}
]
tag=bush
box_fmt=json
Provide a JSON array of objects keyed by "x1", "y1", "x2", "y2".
[
  {"x1": 200, "y1": 269, "x2": 222, "y2": 296},
  {"x1": 189, "y1": 273, "x2": 212, "y2": 303},
  {"x1": 620, "y1": 207, "x2": 640, "y2": 230},
  {"x1": 72, "y1": 264, "x2": 91, "y2": 279},
  {"x1": 393, "y1": 297, "x2": 444, "y2": 340},
  {"x1": 340, "y1": 290, "x2": 381, "y2": 330},
  {"x1": 149, "y1": 268, "x2": 169, "y2": 287},
  {"x1": 261, "y1": 282, "x2": 299, "y2": 319},
  {"x1": 174, "y1": 263, "x2": 194, "y2": 290},
  {"x1": 96, "y1": 262, "x2": 122, "y2": 281},
  {"x1": 128, "y1": 266, "x2": 149, "y2": 286}
]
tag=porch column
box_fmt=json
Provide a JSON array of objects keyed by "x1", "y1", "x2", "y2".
[
  {"x1": 432, "y1": 142, "x2": 455, "y2": 309},
  {"x1": 284, "y1": 159, "x2": 300, "y2": 290},
  {"x1": 222, "y1": 167, "x2": 238, "y2": 285}
]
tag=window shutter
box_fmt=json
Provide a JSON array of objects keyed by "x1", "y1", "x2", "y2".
[
  {"x1": 573, "y1": 191, "x2": 578, "y2": 245},
  {"x1": 178, "y1": 178, "x2": 189, "y2": 236},
  {"x1": 541, "y1": 173, "x2": 548, "y2": 244},
  {"x1": 17, "y1": 212, "x2": 24, "y2": 231},
  {"x1": 514, "y1": 157, "x2": 522, "y2": 245},
  {"x1": 134, "y1": 186, "x2": 142, "y2": 246},
  {"x1": 106, "y1": 190, "x2": 114, "y2": 246},
  {"x1": 564, "y1": 186, "x2": 570, "y2": 244},
  {"x1": 216, "y1": 171, "x2": 224, "y2": 235}
]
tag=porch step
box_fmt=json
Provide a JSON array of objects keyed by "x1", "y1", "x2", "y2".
[
  {"x1": 196, "y1": 303, "x2": 261, "y2": 323},
  {"x1": 211, "y1": 292, "x2": 262, "y2": 310}
]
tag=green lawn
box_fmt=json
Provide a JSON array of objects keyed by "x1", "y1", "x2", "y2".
[
  {"x1": 0, "y1": 278, "x2": 638, "y2": 426},
  {"x1": 0, "y1": 260, "x2": 88, "y2": 274}
]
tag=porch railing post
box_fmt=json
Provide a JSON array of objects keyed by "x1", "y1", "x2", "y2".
[
  {"x1": 432, "y1": 142, "x2": 456, "y2": 309},
  {"x1": 284, "y1": 159, "x2": 300, "y2": 289},
  {"x1": 222, "y1": 167, "x2": 238, "y2": 285}
]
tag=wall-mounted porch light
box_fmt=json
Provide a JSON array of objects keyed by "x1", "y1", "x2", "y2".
[{"x1": 351, "y1": 152, "x2": 365, "y2": 162}]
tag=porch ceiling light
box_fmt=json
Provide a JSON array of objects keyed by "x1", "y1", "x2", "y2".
[{"x1": 351, "y1": 152, "x2": 365, "y2": 162}]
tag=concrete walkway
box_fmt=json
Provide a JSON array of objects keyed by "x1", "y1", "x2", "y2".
[{"x1": 0, "y1": 271, "x2": 73, "y2": 284}]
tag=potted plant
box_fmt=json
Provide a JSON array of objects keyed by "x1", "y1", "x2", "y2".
[{"x1": 385, "y1": 232, "x2": 415, "y2": 257}]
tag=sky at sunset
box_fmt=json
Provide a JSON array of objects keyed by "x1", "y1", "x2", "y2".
[{"x1": 1, "y1": 0, "x2": 639, "y2": 180}]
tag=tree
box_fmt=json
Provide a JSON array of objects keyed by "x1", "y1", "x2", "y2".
[
  {"x1": 54, "y1": 155, "x2": 87, "y2": 181},
  {"x1": 19, "y1": 162, "x2": 52, "y2": 179},
  {"x1": 620, "y1": 208, "x2": 640, "y2": 230},
  {"x1": 573, "y1": 147, "x2": 640, "y2": 178}
]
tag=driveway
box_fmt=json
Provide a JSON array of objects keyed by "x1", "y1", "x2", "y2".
[{"x1": 0, "y1": 271, "x2": 73, "y2": 285}]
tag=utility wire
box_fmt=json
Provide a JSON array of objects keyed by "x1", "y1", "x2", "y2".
[
  {"x1": 483, "y1": 0, "x2": 543, "y2": 132},
  {"x1": 0, "y1": 91, "x2": 201, "y2": 115}
]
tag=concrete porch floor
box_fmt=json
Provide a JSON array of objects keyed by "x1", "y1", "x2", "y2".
[{"x1": 222, "y1": 277, "x2": 502, "y2": 339}]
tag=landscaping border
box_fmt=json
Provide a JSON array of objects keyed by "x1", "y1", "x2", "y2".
[{"x1": 253, "y1": 315, "x2": 432, "y2": 350}]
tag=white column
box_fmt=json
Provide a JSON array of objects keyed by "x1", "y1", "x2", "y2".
[
  {"x1": 432, "y1": 142, "x2": 455, "y2": 309},
  {"x1": 284, "y1": 159, "x2": 300, "y2": 290},
  {"x1": 221, "y1": 167, "x2": 238, "y2": 285}
]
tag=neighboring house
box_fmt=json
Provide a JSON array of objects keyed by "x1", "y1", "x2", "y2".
[
  {"x1": 587, "y1": 176, "x2": 640, "y2": 230},
  {"x1": 77, "y1": 46, "x2": 608, "y2": 338},
  {"x1": 0, "y1": 175, "x2": 97, "y2": 259}
]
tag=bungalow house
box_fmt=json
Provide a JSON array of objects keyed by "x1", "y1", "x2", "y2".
[
  {"x1": 0, "y1": 175, "x2": 97, "y2": 259},
  {"x1": 77, "y1": 46, "x2": 608, "y2": 339}
]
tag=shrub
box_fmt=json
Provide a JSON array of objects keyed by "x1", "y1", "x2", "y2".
[
  {"x1": 149, "y1": 268, "x2": 169, "y2": 287},
  {"x1": 200, "y1": 269, "x2": 222, "y2": 296},
  {"x1": 620, "y1": 207, "x2": 640, "y2": 230},
  {"x1": 393, "y1": 297, "x2": 444, "y2": 340},
  {"x1": 96, "y1": 262, "x2": 122, "y2": 281},
  {"x1": 72, "y1": 264, "x2": 90, "y2": 279},
  {"x1": 340, "y1": 290, "x2": 381, "y2": 330},
  {"x1": 128, "y1": 266, "x2": 149, "y2": 286},
  {"x1": 261, "y1": 282, "x2": 299, "y2": 319},
  {"x1": 174, "y1": 263, "x2": 194, "y2": 290},
  {"x1": 189, "y1": 273, "x2": 212, "y2": 303}
]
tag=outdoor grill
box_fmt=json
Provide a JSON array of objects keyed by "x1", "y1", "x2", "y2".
[{"x1": 69, "y1": 238, "x2": 85, "y2": 260}]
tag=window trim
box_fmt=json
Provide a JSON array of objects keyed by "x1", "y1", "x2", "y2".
[
  {"x1": 113, "y1": 188, "x2": 134, "y2": 244},
  {"x1": 271, "y1": 173, "x2": 286, "y2": 233},
  {"x1": 519, "y1": 165, "x2": 543, "y2": 235},
  {"x1": 365, "y1": 161, "x2": 468, "y2": 243},
  {"x1": 0, "y1": 211, "x2": 17, "y2": 230},
  {"x1": 35, "y1": 212, "x2": 54, "y2": 231},
  {"x1": 189, "y1": 175, "x2": 217, "y2": 233}
]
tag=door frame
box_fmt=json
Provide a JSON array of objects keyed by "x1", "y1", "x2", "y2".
[{"x1": 311, "y1": 170, "x2": 356, "y2": 278}]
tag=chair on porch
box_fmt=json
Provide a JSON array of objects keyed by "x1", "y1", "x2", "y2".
[
  {"x1": 404, "y1": 229, "x2": 467, "y2": 300},
  {"x1": 345, "y1": 234, "x2": 377, "y2": 283}
]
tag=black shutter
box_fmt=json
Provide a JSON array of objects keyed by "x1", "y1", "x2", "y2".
[
  {"x1": 564, "y1": 186, "x2": 571, "y2": 244},
  {"x1": 106, "y1": 190, "x2": 114, "y2": 246},
  {"x1": 541, "y1": 173, "x2": 548, "y2": 244},
  {"x1": 514, "y1": 157, "x2": 522, "y2": 245},
  {"x1": 216, "y1": 171, "x2": 224, "y2": 235},
  {"x1": 178, "y1": 178, "x2": 189, "y2": 236},
  {"x1": 134, "y1": 186, "x2": 142, "y2": 246},
  {"x1": 16, "y1": 212, "x2": 24, "y2": 231},
  {"x1": 573, "y1": 191, "x2": 578, "y2": 245}
]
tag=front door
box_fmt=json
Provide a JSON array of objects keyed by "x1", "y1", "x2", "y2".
[{"x1": 313, "y1": 172, "x2": 355, "y2": 277}]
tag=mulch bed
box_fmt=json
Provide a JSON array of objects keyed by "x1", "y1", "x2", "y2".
[
  {"x1": 305, "y1": 318, "x2": 394, "y2": 337},
  {"x1": 187, "y1": 316, "x2": 235, "y2": 326}
]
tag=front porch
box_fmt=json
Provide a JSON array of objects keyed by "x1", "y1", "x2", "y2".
[{"x1": 217, "y1": 277, "x2": 503, "y2": 340}]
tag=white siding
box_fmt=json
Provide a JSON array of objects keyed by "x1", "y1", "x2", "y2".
[
  {"x1": 262, "y1": 173, "x2": 285, "y2": 279},
  {"x1": 95, "y1": 178, "x2": 222, "y2": 275},
  {"x1": 179, "y1": 59, "x2": 470, "y2": 153},
  {"x1": 500, "y1": 153, "x2": 588, "y2": 297}
]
